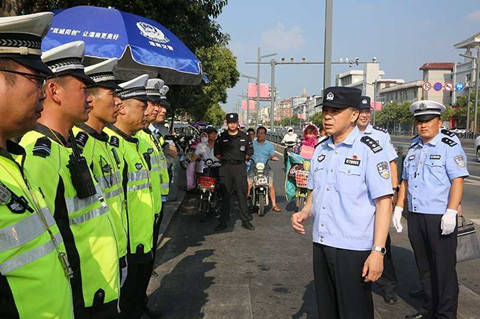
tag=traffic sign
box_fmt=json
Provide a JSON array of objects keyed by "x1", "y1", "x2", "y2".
[
  {"x1": 433, "y1": 82, "x2": 443, "y2": 91},
  {"x1": 444, "y1": 82, "x2": 453, "y2": 91},
  {"x1": 455, "y1": 81, "x2": 465, "y2": 92},
  {"x1": 422, "y1": 81, "x2": 432, "y2": 91}
]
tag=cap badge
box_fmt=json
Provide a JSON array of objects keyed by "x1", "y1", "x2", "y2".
[
  {"x1": 326, "y1": 92, "x2": 334, "y2": 101},
  {"x1": 362, "y1": 99, "x2": 367, "y2": 104},
  {"x1": 419, "y1": 102, "x2": 427, "y2": 110}
]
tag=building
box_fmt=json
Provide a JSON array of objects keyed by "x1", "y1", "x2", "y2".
[
  {"x1": 378, "y1": 80, "x2": 423, "y2": 104},
  {"x1": 275, "y1": 97, "x2": 294, "y2": 120},
  {"x1": 453, "y1": 32, "x2": 480, "y2": 103},
  {"x1": 420, "y1": 62, "x2": 454, "y2": 105}
]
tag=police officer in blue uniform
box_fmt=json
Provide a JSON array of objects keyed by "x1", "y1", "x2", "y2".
[
  {"x1": 214, "y1": 113, "x2": 254, "y2": 231},
  {"x1": 358, "y1": 96, "x2": 400, "y2": 304},
  {"x1": 291, "y1": 87, "x2": 393, "y2": 319},
  {"x1": 395, "y1": 100, "x2": 468, "y2": 319}
]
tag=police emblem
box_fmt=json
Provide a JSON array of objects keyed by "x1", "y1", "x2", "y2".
[
  {"x1": 454, "y1": 155, "x2": 465, "y2": 167},
  {"x1": 135, "y1": 163, "x2": 143, "y2": 170},
  {"x1": 376, "y1": 161, "x2": 390, "y2": 179},
  {"x1": 317, "y1": 154, "x2": 325, "y2": 163},
  {"x1": 136, "y1": 21, "x2": 170, "y2": 43},
  {"x1": 326, "y1": 92, "x2": 334, "y2": 101},
  {"x1": 240, "y1": 145, "x2": 245, "y2": 151},
  {"x1": 0, "y1": 183, "x2": 12, "y2": 204},
  {"x1": 408, "y1": 155, "x2": 415, "y2": 161},
  {"x1": 362, "y1": 98, "x2": 367, "y2": 104}
]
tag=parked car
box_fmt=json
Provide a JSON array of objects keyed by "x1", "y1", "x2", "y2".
[{"x1": 475, "y1": 135, "x2": 480, "y2": 162}]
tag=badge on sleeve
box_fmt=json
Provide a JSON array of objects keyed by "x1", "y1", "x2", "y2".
[
  {"x1": 317, "y1": 154, "x2": 325, "y2": 163},
  {"x1": 110, "y1": 136, "x2": 120, "y2": 147},
  {"x1": 135, "y1": 163, "x2": 143, "y2": 170},
  {"x1": 454, "y1": 155, "x2": 465, "y2": 167},
  {"x1": 0, "y1": 183, "x2": 12, "y2": 204},
  {"x1": 376, "y1": 161, "x2": 390, "y2": 179}
]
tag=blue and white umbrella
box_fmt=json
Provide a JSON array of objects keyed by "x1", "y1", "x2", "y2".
[{"x1": 42, "y1": 6, "x2": 204, "y2": 85}]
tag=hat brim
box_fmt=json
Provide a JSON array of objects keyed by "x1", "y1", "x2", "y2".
[
  {"x1": 132, "y1": 95, "x2": 148, "y2": 102},
  {"x1": 226, "y1": 119, "x2": 238, "y2": 123},
  {"x1": 147, "y1": 95, "x2": 161, "y2": 103},
  {"x1": 318, "y1": 101, "x2": 354, "y2": 109},
  {"x1": 158, "y1": 99, "x2": 170, "y2": 107},
  {"x1": 88, "y1": 80, "x2": 121, "y2": 90},
  {"x1": 6, "y1": 55, "x2": 53, "y2": 76},
  {"x1": 54, "y1": 69, "x2": 95, "y2": 86},
  {"x1": 414, "y1": 114, "x2": 440, "y2": 122},
  {"x1": 358, "y1": 106, "x2": 371, "y2": 111}
]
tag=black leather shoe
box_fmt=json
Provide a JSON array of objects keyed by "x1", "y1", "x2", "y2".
[
  {"x1": 214, "y1": 223, "x2": 227, "y2": 231},
  {"x1": 143, "y1": 307, "x2": 162, "y2": 318},
  {"x1": 242, "y1": 221, "x2": 255, "y2": 231},
  {"x1": 383, "y1": 290, "x2": 398, "y2": 304},
  {"x1": 405, "y1": 313, "x2": 427, "y2": 319}
]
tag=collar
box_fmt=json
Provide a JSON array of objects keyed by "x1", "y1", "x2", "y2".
[
  {"x1": 35, "y1": 123, "x2": 71, "y2": 147},
  {"x1": 327, "y1": 126, "x2": 359, "y2": 149},
  {"x1": 0, "y1": 140, "x2": 25, "y2": 162},
  {"x1": 77, "y1": 123, "x2": 109, "y2": 142},
  {"x1": 148, "y1": 124, "x2": 156, "y2": 133},
  {"x1": 142, "y1": 128, "x2": 152, "y2": 136},
  {"x1": 106, "y1": 124, "x2": 138, "y2": 143},
  {"x1": 363, "y1": 124, "x2": 373, "y2": 134},
  {"x1": 418, "y1": 131, "x2": 441, "y2": 147}
]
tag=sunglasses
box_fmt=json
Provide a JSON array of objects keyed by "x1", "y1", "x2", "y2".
[{"x1": 0, "y1": 69, "x2": 47, "y2": 88}]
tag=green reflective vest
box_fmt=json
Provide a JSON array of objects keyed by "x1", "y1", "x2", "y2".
[
  {"x1": 149, "y1": 131, "x2": 169, "y2": 196},
  {"x1": 72, "y1": 124, "x2": 128, "y2": 258},
  {"x1": 20, "y1": 126, "x2": 120, "y2": 311},
  {"x1": 0, "y1": 141, "x2": 74, "y2": 319},
  {"x1": 105, "y1": 125, "x2": 155, "y2": 255}
]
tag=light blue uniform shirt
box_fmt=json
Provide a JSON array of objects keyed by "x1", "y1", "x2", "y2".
[
  {"x1": 307, "y1": 126, "x2": 393, "y2": 251},
  {"x1": 362, "y1": 124, "x2": 398, "y2": 162},
  {"x1": 402, "y1": 131, "x2": 469, "y2": 215},
  {"x1": 252, "y1": 140, "x2": 275, "y2": 165}
]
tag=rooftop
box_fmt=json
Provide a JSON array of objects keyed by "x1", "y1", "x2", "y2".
[
  {"x1": 419, "y1": 62, "x2": 454, "y2": 70},
  {"x1": 454, "y1": 32, "x2": 480, "y2": 49},
  {"x1": 379, "y1": 80, "x2": 423, "y2": 93}
]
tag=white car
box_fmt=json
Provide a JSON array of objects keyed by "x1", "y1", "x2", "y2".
[{"x1": 475, "y1": 135, "x2": 480, "y2": 162}]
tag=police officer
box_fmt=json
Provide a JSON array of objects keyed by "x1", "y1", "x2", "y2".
[
  {"x1": 291, "y1": 87, "x2": 393, "y2": 319},
  {"x1": 214, "y1": 113, "x2": 254, "y2": 231},
  {"x1": 358, "y1": 95, "x2": 400, "y2": 304},
  {"x1": 394, "y1": 100, "x2": 468, "y2": 319},
  {"x1": 0, "y1": 12, "x2": 75, "y2": 319},
  {"x1": 20, "y1": 41, "x2": 121, "y2": 318}
]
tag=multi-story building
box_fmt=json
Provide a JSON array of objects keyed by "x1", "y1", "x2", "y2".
[
  {"x1": 378, "y1": 80, "x2": 423, "y2": 104},
  {"x1": 453, "y1": 32, "x2": 480, "y2": 104},
  {"x1": 420, "y1": 62, "x2": 454, "y2": 105}
]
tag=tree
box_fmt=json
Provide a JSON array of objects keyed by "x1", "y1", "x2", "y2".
[
  {"x1": 203, "y1": 103, "x2": 225, "y2": 126},
  {"x1": 309, "y1": 112, "x2": 323, "y2": 128},
  {"x1": 375, "y1": 102, "x2": 412, "y2": 129}
]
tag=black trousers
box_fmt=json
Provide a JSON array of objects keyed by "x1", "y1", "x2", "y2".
[
  {"x1": 76, "y1": 299, "x2": 120, "y2": 319},
  {"x1": 376, "y1": 233, "x2": 398, "y2": 292},
  {"x1": 408, "y1": 212, "x2": 458, "y2": 319},
  {"x1": 219, "y1": 163, "x2": 250, "y2": 224},
  {"x1": 313, "y1": 243, "x2": 373, "y2": 319},
  {"x1": 120, "y1": 253, "x2": 153, "y2": 319}
]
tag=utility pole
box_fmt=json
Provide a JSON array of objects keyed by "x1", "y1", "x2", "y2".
[
  {"x1": 256, "y1": 47, "x2": 260, "y2": 127},
  {"x1": 323, "y1": 0, "x2": 333, "y2": 91},
  {"x1": 474, "y1": 48, "x2": 479, "y2": 134},
  {"x1": 240, "y1": 74, "x2": 256, "y2": 128},
  {"x1": 270, "y1": 59, "x2": 276, "y2": 129}
]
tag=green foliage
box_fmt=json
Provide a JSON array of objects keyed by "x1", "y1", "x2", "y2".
[
  {"x1": 309, "y1": 112, "x2": 323, "y2": 128},
  {"x1": 375, "y1": 102, "x2": 412, "y2": 127},
  {"x1": 203, "y1": 103, "x2": 225, "y2": 126},
  {"x1": 277, "y1": 116, "x2": 300, "y2": 127}
]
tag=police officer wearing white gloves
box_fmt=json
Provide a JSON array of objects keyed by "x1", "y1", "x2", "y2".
[
  {"x1": 291, "y1": 87, "x2": 393, "y2": 319},
  {"x1": 394, "y1": 100, "x2": 469, "y2": 319}
]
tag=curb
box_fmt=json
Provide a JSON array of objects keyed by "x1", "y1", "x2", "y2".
[{"x1": 156, "y1": 189, "x2": 186, "y2": 246}]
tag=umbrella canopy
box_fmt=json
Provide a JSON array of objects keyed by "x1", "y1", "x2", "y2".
[{"x1": 42, "y1": 5, "x2": 203, "y2": 85}]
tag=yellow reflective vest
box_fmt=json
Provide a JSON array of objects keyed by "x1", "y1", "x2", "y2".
[
  {"x1": 104, "y1": 125, "x2": 155, "y2": 256},
  {"x1": 0, "y1": 141, "x2": 74, "y2": 319},
  {"x1": 20, "y1": 125, "x2": 120, "y2": 313},
  {"x1": 72, "y1": 124, "x2": 128, "y2": 258}
]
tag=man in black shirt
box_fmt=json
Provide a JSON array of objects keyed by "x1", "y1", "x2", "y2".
[{"x1": 214, "y1": 113, "x2": 254, "y2": 231}]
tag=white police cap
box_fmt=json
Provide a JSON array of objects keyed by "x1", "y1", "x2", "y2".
[
  {"x1": 158, "y1": 84, "x2": 170, "y2": 107},
  {"x1": 146, "y1": 78, "x2": 165, "y2": 102},
  {"x1": 41, "y1": 41, "x2": 93, "y2": 84},
  {"x1": 409, "y1": 100, "x2": 446, "y2": 121},
  {"x1": 117, "y1": 74, "x2": 148, "y2": 101},
  {"x1": 0, "y1": 12, "x2": 53, "y2": 74},
  {"x1": 85, "y1": 58, "x2": 120, "y2": 90}
]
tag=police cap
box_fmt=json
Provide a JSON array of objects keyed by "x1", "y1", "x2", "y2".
[
  {"x1": 146, "y1": 78, "x2": 164, "y2": 103},
  {"x1": 226, "y1": 113, "x2": 238, "y2": 123},
  {"x1": 116, "y1": 74, "x2": 148, "y2": 102},
  {"x1": 358, "y1": 96, "x2": 371, "y2": 111},
  {"x1": 319, "y1": 86, "x2": 362, "y2": 109},
  {"x1": 84, "y1": 58, "x2": 120, "y2": 90},
  {"x1": 409, "y1": 100, "x2": 446, "y2": 121}
]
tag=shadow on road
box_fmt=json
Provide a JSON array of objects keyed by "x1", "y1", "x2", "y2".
[{"x1": 291, "y1": 281, "x2": 317, "y2": 319}]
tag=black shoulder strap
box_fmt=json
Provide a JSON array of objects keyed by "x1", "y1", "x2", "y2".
[
  {"x1": 409, "y1": 142, "x2": 419, "y2": 149},
  {"x1": 33, "y1": 137, "x2": 51, "y2": 158},
  {"x1": 373, "y1": 125, "x2": 388, "y2": 133},
  {"x1": 441, "y1": 137, "x2": 457, "y2": 147},
  {"x1": 441, "y1": 129, "x2": 455, "y2": 137},
  {"x1": 360, "y1": 136, "x2": 383, "y2": 153},
  {"x1": 110, "y1": 136, "x2": 120, "y2": 148},
  {"x1": 74, "y1": 131, "x2": 89, "y2": 148}
]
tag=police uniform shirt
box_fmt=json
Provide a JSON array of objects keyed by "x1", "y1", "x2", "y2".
[
  {"x1": 362, "y1": 124, "x2": 398, "y2": 162},
  {"x1": 214, "y1": 130, "x2": 253, "y2": 161},
  {"x1": 307, "y1": 126, "x2": 393, "y2": 251},
  {"x1": 402, "y1": 132, "x2": 469, "y2": 215}
]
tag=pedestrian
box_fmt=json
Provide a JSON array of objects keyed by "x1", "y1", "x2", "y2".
[
  {"x1": 394, "y1": 100, "x2": 468, "y2": 319},
  {"x1": 72, "y1": 58, "x2": 129, "y2": 288},
  {"x1": 247, "y1": 127, "x2": 255, "y2": 141},
  {"x1": 214, "y1": 113, "x2": 254, "y2": 231},
  {"x1": 104, "y1": 74, "x2": 155, "y2": 319},
  {"x1": 0, "y1": 12, "x2": 75, "y2": 319},
  {"x1": 247, "y1": 126, "x2": 281, "y2": 214},
  {"x1": 291, "y1": 86, "x2": 393, "y2": 319},
  {"x1": 357, "y1": 95, "x2": 400, "y2": 304},
  {"x1": 20, "y1": 41, "x2": 121, "y2": 318}
]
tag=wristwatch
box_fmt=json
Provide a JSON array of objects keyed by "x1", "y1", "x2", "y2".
[
  {"x1": 392, "y1": 186, "x2": 400, "y2": 192},
  {"x1": 372, "y1": 246, "x2": 386, "y2": 256}
]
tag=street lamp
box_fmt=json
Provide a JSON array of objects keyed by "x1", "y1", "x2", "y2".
[
  {"x1": 255, "y1": 48, "x2": 277, "y2": 126},
  {"x1": 460, "y1": 53, "x2": 479, "y2": 134},
  {"x1": 241, "y1": 73, "x2": 256, "y2": 127}
]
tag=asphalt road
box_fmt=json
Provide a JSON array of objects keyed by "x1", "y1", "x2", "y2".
[{"x1": 147, "y1": 150, "x2": 480, "y2": 319}]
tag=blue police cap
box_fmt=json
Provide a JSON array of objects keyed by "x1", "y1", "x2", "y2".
[
  {"x1": 358, "y1": 96, "x2": 371, "y2": 111},
  {"x1": 319, "y1": 86, "x2": 362, "y2": 109},
  {"x1": 226, "y1": 113, "x2": 238, "y2": 123}
]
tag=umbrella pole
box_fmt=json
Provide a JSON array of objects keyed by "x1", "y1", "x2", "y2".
[{"x1": 170, "y1": 106, "x2": 175, "y2": 134}]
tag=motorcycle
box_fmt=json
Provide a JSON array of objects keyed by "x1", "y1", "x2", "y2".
[
  {"x1": 251, "y1": 161, "x2": 270, "y2": 216},
  {"x1": 283, "y1": 140, "x2": 298, "y2": 168},
  {"x1": 286, "y1": 152, "x2": 310, "y2": 211},
  {"x1": 197, "y1": 159, "x2": 221, "y2": 219}
]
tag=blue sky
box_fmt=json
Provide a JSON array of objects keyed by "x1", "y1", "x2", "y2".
[{"x1": 216, "y1": 0, "x2": 480, "y2": 112}]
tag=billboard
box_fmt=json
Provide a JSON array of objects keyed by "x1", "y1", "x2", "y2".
[
  {"x1": 241, "y1": 100, "x2": 257, "y2": 110},
  {"x1": 248, "y1": 83, "x2": 270, "y2": 99}
]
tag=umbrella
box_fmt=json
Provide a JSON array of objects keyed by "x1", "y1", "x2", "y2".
[{"x1": 42, "y1": 5, "x2": 203, "y2": 85}]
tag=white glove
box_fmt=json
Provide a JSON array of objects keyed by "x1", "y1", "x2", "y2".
[
  {"x1": 441, "y1": 209, "x2": 457, "y2": 235},
  {"x1": 392, "y1": 206, "x2": 403, "y2": 233}
]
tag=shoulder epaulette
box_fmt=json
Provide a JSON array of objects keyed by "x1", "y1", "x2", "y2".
[
  {"x1": 110, "y1": 136, "x2": 120, "y2": 147},
  {"x1": 441, "y1": 137, "x2": 457, "y2": 147},
  {"x1": 75, "y1": 131, "x2": 89, "y2": 148},
  {"x1": 315, "y1": 136, "x2": 329, "y2": 148},
  {"x1": 373, "y1": 126, "x2": 388, "y2": 133},
  {"x1": 360, "y1": 136, "x2": 383, "y2": 153},
  {"x1": 441, "y1": 129, "x2": 455, "y2": 138},
  {"x1": 32, "y1": 137, "x2": 51, "y2": 158}
]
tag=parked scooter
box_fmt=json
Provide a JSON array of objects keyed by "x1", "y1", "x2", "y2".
[{"x1": 197, "y1": 159, "x2": 221, "y2": 219}]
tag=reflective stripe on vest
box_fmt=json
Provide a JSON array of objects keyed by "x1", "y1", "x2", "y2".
[
  {"x1": 97, "y1": 171, "x2": 122, "y2": 190},
  {"x1": 69, "y1": 205, "x2": 109, "y2": 225},
  {"x1": 0, "y1": 232, "x2": 63, "y2": 274},
  {"x1": 0, "y1": 208, "x2": 55, "y2": 253},
  {"x1": 127, "y1": 182, "x2": 152, "y2": 192},
  {"x1": 65, "y1": 185, "x2": 102, "y2": 213},
  {"x1": 160, "y1": 182, "x2": 169, "y2": 189},
  {"x1": 128, "y1": 170, "x2": 149, "y2": 182},
  {"x1": 103, "y1": 187, "x2": 123, "y2": 199}
]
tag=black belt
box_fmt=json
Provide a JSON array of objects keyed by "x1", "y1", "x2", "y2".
[{"x1": 221, "y1": 160, "x2": 244, "y2": 165}]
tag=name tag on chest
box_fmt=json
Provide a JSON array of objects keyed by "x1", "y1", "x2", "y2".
[{"x1": 344, "y1": 158, "x2": 361, "y2": 166}]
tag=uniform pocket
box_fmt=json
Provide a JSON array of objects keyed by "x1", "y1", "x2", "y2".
[
  {"x1": 425, "y1": 160, "x2": 447, "y2": 184},
  {"x1": 336, "y1": 166, "x2": 362, "y2": 194}
]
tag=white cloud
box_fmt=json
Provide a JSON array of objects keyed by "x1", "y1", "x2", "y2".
[
  {"x1": 467, "y1": 10, "x2": 480, "y2": 20},
  {"x1": 261, "y1": 23, "x2": 305, "y2": 52}
]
